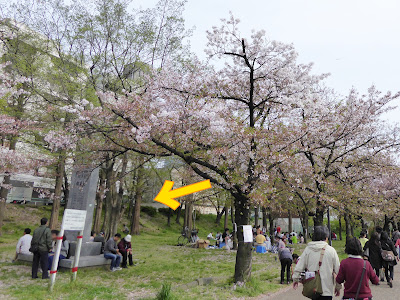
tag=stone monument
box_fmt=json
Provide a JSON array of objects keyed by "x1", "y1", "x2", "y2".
[{"x1": 65, "y1": 167, "x2": 100, "y2": 256}]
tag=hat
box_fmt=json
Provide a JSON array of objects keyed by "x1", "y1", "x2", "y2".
[
  {"x1": 125, "y1": 235, "x2": 132, "y2": 242},
  {"x1": 99, "y1": 232, "x2": 105, "y2": 236}
]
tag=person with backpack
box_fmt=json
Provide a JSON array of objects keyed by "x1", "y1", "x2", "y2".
[
  {"x1": 380, "y1": 231, "x2": 398, "y2": 288},
  {"x1": 293, "y1": 226, "x2": 341, "y2": 299},
  {"x1": 335, "y1": 237, "x2": 379, "y2": 299},
  {"x1": 30, "y1": 217, "x2": 52, "y2": 279}
]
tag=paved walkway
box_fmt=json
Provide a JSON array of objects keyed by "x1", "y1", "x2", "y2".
[{"x1": 265, "y1": 267, "x2": 400, "y2": 300}]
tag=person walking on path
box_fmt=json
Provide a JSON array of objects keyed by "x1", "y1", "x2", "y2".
[
  {"x1": 359, "y1": 231, "x2": 368, "y2": 249},
  {"x1": 279, "y1": 247, "x2": 293, "y2": 284},
  {"x1": 380, "y1": 231, "x2": 398, "y2": 288},
  {"x1": 293, "y1": 226, "x2": 341, "y2": 300},
  {"x1": 363, "y1": 232, "x2": 383, "y2": 278},
  {"x1": 30, "y1": 218, "x2": 52, "y2": 279},
  {"x1": 335, "y1": 237, "x2": 379, "y2": 299}
]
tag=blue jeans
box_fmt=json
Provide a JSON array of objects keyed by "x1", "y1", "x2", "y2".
[
  {"x1": 48, "y1": 254, "x2": 66, "y2": 270},
  {"x1": 104, "y1": 253, "x2": 121, "y2": 269}
]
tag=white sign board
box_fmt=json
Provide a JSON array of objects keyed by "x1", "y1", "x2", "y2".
[
  {"x1": 61, "y1": 209, "x2": 87, "y2": 231},
  {"x1": 243, "y1": 225, "x2": 253, "y2": 243}
]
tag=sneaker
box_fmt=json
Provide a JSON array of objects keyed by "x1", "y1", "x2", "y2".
[
  {"x1": 122, "y1": 265, "x2": 128, "y2": 269},
  {"x1": 115, "y1": 267, "x2": 122, "y2": 271},
  {"x1": 389, "y1": 281, "x2": 393, "y2": 288},
  {"x1": 110, "y1": 268, "x2": 116, "y2": 272}
]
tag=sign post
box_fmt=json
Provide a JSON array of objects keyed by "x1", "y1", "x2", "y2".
[{"x1": 49, "y1": 209, "x2": 86, "y2": 291}]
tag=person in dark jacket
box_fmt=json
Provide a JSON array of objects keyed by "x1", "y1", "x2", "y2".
[
  {"x1": 380, "y1": 231, "x2": 398, "y2": 287},
  {"x1": 336, "y1": 237, "x2": 379, "y2": 299},
  {"x1": 278, "y1": 247, "x2": 293, "y2": 284},
  {"x1": 104, "y1": 233, "x2": 122, "y2": 271},
  {"x1": 118, "y1": 234, "x2": 133, "y2": 268},
  {"x1": 30, "y1": 217, "x2": 52, "y2": 279},
  {"x1": 363, "y1": 232, "x2": 383, "y2": 278}
]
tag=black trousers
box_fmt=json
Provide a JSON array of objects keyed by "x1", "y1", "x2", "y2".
[
  {"x1": 280, "y1": 258, "x2": 292, "y2": 282},
  {"x1": 383, "y1": 262, "x2": 394, "y2": 281},
  {"x1": 120, "y1": 250, "x2": 133, "y2": 267},
  {"x1": 32, "y1": 251, "x2": 49, "y2": 279}
]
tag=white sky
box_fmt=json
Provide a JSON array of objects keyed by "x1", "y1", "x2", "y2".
[{"x1": 135, "y1": 0, "x2": 400, "y2": 124}]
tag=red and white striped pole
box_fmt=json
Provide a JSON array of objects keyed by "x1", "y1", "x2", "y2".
[
  {"x1": 71, "y1": 230, "x2": 83, "y2": 282},
  {"x1": 49, "y1": 228, "x2": 64, "y2": 292}
]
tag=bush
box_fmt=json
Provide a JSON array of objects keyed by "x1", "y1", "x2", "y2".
[{"x1": 140, "y1": 206, "x2": 157, "y2": 217}]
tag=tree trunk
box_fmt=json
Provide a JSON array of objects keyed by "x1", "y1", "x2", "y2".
[
  {"x1": 231, "y1": 202, "x2": 237, "y2": 250},
  {"x1": 167, "y1": 208, "x2": 172, "y2": 226},
  {"x1": 268, "y1": 213, "x2": 274, "y2": 237},
  {"x1": 383, "y1": 215, "x2": 390, "y2": 233},
  {"x1": 338, "y1": 215, "x2": 342, "y2": 241},
  {"x1": 288, "y1": 210, "x2": 293, "y2": 233},
  {"x1": 224, "y1": 206, "x2": 229, "y2": 229},
  {"x1": 93, "y1": 170, "x2": 106, "y2": 234},
  {"x1": 262, "y1": 207, "x2": 267, "y2": 228},
  {"x1": 175, "y1": 205, "x2": 181, "y2": 224},
  {"x1": 63, "y1": 171, "x2": 70, "y2": 208},
  {"x1": 303, "y1": 211, "x2": 309, "y2": 243},
  {"x1": 187, "y1": 200, "x2": 193, "y2": 231},
  {"x1": 234, "y1": 193, "x2": 252, "y2": 283},
  {"x1": 0, "y1": 139, "x2": 16, "y2": 236},
  {"x1": 0, "y1": 199, "x2": 5, "y2": 236},
  {"x1": 254, "y1": 207, "x2": 259, "y2": 227},
  {"x1": 215, "y1": 206, "x2": 226, "y2": 225},
  {"x1": 344, "y1": 213, "x2": 352, "y2": 239},
  {"x1": 131, "y1": 162, "x2": 145, "y2": 235},
  {"x1": 313, "y1": 205, "x2": 324, "y2": 227},
  {"x1": 49, "y1": 154, "x2": 66, "y2": 229}
]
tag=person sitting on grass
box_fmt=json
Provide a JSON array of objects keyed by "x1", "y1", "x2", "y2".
[
  {"x1": 13, "y1": 228, "x2": 32, "y2": 262},
  {"x1": 255, "y1": 231, "x2": 266, "y2": 250},
  {"x1": 336, "y1": 237, "x2": 379, "y2": 299},
  {"x1": 104, "y1": 233, "x2": 122, "y2": 272},
  {"x1": 207, "y1": 232, "x2": 214, "y2": 240},
  {"x1": 118, "y1": 234, "x2": 133, "y2": 268}
]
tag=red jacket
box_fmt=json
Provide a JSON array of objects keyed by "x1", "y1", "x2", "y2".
[
  {"x1": 336, "y1": 257, "x2": 379, "y2": 299},
  {"x1": 117, "y1": 239, "x2": 132, "y2": 252}
]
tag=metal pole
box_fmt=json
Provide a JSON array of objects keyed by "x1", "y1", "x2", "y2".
[
  {"x1": 327, "y1": 206, "x2": 332, "y2": 246},
  {"x1": 71, "y1": 230, "x2": 83, "y2": 282},
  {"x1": 49, "y1": 229, "x2": 64, "y2": 292}
]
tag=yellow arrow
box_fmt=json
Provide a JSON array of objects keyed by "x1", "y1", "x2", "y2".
[{"x1": 154, "y1": 180, "x2": 212, "y2": 210}]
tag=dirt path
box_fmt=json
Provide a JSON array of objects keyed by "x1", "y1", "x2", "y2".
[{"x1": 263, "y1": 266, "x2": 400, "y2": 300}]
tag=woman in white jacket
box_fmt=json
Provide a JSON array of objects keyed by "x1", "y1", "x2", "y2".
[{"x1": 292, "y1": 226, "x2": 341, "y2": 300}]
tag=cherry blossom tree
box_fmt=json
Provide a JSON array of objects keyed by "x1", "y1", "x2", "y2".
[{"x1": 71, "y1": 15, "x2": 327, "y2": 283}]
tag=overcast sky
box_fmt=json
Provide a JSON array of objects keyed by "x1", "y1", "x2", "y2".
[{"x1": 135, "y1": 0, "x2": 400, "y2": 123}]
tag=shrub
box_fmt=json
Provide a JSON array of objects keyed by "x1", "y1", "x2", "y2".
[{"x1": 140, "y1": 206, "x2": 157, "y2": 217}]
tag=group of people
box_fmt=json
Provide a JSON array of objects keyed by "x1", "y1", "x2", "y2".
[
  {"x1": 13, "y1": 217, "x2": 135, "y2": 279},
  {"x1": 362, "y1": 226, "x2": 399, "y2": 288},
  {"x1": 290, "y1": 226, "x2": 399, "y2": 300}
]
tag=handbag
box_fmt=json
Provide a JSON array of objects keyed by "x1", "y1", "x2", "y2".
[
  {"x1": 381, "y1": 242, "x2": 395, "y2": 262},
  {"x1": 302, "y1": 246, "x2": 325, "y2": 299},
  {"x1": 381, "y1": 249, "x2": 395, "y2": 262},
  {"x1": 29, "y1": 228, "x2": 46, "y2": 253}
]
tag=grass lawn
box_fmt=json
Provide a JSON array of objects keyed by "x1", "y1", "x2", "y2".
[{"x1": 0, "y1": 204, "x2": 312, "y2": 300}]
